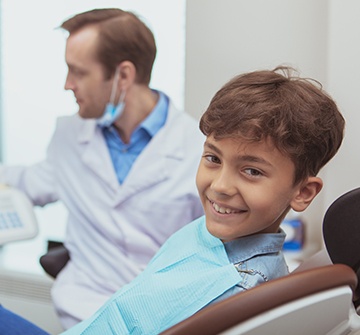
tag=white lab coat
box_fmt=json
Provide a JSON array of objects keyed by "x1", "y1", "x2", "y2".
[{"x1": 0, "y1": 102, "x2": 205, "y2": 329}]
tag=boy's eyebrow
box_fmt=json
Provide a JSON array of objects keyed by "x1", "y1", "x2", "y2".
[
  {"x1": 204, "y1": 141, "x2": 272, "y2": 166},
  {"x1": 240, "y1": 155, "x2": 272, "y2": 166},
  {"x1": 204, "y1": 141, "x2": 221, "y2": 154}
]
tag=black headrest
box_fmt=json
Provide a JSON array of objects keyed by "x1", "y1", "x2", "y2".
[{"x1": 323, "y1": 187, "x2": 360, "y2": 305}]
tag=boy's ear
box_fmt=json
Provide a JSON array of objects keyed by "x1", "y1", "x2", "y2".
[{"x1": 290, "y1": 177, "x2": 323, "y2": 212}]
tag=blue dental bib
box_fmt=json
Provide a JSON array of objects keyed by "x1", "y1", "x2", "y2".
[{"x1": 62, "y1": 216, "x2": 241, "y2": 335}]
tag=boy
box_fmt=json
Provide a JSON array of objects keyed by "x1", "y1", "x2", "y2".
[{"x1": 0, "y1": 66, "x2": 345, "y2": 334}]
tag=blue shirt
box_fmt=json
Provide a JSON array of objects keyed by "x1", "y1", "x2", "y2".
[
  {"x1": 209, "y1": 226, "x2": 288, "y2": 305},
  {"x1": 102, "y1": 91, "x2": 169, "y2": 184}
]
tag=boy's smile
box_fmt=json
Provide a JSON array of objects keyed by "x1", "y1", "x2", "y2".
[
  {"x1": 210, "y1": 199, "x2": 245, "y2": 214},
  {"x1": 196, "y1": 135, "x2": 304, "y2": 242}
]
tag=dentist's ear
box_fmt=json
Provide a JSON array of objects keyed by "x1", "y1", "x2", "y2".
[
  {"x1": 290, "y1": 176, "x2": 323, "y2": 212},
  {"x1": 117, "y1": 61, "x2": 136, "y2": 87}
]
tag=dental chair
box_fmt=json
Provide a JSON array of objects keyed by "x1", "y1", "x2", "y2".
[
  {"x1": 161, "y1": 264, "x2": 358, "y2": 335},
  {"x1": 39, "y1": 242, "x2": 69, "y2": 278},
  {"x1": 161, "y1": 187, "x2": 360, "y2": 335},
  {"x1": 323, "y1": 187, "x2": 360, "y2": 308}
]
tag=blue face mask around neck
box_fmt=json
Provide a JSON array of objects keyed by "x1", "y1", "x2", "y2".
[{"x1": 97, "y1": 67, "x2": 126, "y2": 127}]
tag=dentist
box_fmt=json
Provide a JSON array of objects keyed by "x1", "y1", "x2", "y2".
[{"x1": 0, "y1": 8, "x2": 204, "y2": 330}]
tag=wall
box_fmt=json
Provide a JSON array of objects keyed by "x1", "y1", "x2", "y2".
[
  {"x1": 326, "y1": 0, "x2": 360, "y2": 207},
  {"x1": 185, "y1": 0, "x2": 349, "y2": 252}
]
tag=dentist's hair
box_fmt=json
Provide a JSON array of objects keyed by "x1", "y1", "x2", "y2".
[
  {"x1": 199, "y1": 66, "x2": 345, "y2": 184},
  {"x1": 61, "y1": 8, "x2": 156, "y2": 84}
]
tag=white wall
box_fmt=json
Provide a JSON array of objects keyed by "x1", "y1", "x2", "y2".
[
  {"x1": 185, "y1": 0, "x2": 329, "y2": 120},
  {"x1": 326, "y1": 0, "x2": 360, "y2": 207},
  {"x1": 185, "y1": 0, "x2": 355, "y2": 252}
]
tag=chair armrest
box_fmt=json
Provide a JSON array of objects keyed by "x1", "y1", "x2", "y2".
[{"x1": 39, "y1": 244, "x2": 70, "y2": 278}]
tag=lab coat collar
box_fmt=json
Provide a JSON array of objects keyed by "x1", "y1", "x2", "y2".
[
  {"x1": 113, "y1": 102, "x2": 185, "y2": 204},
  {"x1": 77, "y1": 118, "x2": 119, "y2": 191}
]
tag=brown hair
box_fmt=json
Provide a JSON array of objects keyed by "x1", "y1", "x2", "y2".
[
  {"x1": 61, "y1": 8, "x2": 156, "y2": 83},
  {"x1": 199, "y1": 66, "x2": 345, "y2": 184}
]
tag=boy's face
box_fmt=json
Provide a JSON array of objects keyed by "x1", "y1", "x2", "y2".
[{"x1": 196, "y1": 135, "x2": 305, "y2": 242}]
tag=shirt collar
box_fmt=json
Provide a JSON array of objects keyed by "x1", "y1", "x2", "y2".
[
  {"x1": 223, "y1": 229, "x2": 286, "y2": 264},
  {"x1": 140, "y1": 90, "x2": 169, "y2": 138}
]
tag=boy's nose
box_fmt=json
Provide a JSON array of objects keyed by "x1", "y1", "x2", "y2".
[{"x1": 211, "y1": 169, "x2": 237, "y2": 196}]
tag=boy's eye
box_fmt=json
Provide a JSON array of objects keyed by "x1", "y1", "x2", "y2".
[
  {"x1": 204, "y1": 154, "x2": 221, "y2": 164},
  {"x1": 244, "y1": 168, "x2": 262, "y2": 177}
]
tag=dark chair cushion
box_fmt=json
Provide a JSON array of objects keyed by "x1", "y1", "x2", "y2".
[
  {"x1": 39, "y1": 244, "x2": 70, "y2": 278},
  {"x1": 323, "y1": 187, "x2": 360, "y2": 306}
]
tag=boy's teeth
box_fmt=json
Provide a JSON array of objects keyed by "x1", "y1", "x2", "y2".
[{"x1": 213, "y1": 202, "x2": 233, "y2": 214}]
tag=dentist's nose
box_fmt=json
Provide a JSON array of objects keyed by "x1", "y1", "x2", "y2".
[{"x1": 64, "y1": 73, "x2": 75, "y2": 91}]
